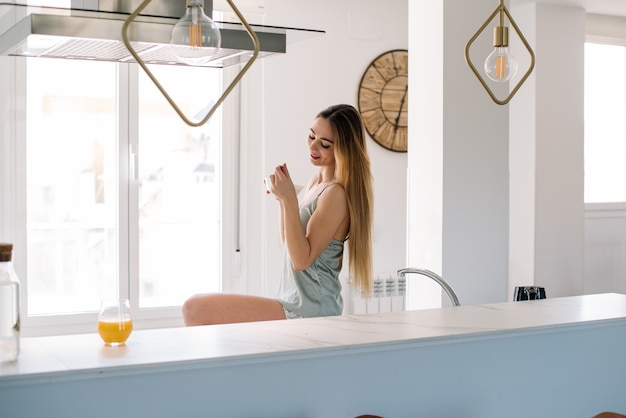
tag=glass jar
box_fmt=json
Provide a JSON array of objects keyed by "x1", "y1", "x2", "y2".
[{"x1": 0, "y1": 243, "x2": 20, "y2": 363}]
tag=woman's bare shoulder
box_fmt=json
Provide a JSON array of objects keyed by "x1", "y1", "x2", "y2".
[{"x1": 317, "y1": 183, "x2": 347, "y2": 206}]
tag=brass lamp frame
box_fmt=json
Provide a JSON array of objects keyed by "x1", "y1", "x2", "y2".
[
  {"x1": 122, "y1": 0, "x2": 260, "y2": 127},
  {"x1": 464, "y1": 0, "x2": 535, "y2": 105}
]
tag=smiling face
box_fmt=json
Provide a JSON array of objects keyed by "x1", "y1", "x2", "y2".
[{"x1": 307, "y1": 117, "x2": 336, "y2": 168}]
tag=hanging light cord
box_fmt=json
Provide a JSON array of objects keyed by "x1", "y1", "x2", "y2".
[{"x1": 122, "y1": 0, "x2": 260, "y2": 127}]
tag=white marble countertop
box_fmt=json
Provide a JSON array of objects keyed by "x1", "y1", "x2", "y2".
[{"x1": 2, "y1": 293, "x2": 626, "y2": 386}]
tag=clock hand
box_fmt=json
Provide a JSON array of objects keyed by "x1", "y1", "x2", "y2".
[
  {"x1": 389, "y1": 84, "x2": 408, "y2": 149},
  {"x1": 394, "y1": 85, "x2": 408, "y2": 129}
]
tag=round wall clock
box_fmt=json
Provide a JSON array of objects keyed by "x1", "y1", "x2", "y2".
[{"x1": 358, "y1": 49, "x2": 408, "y2": 152}]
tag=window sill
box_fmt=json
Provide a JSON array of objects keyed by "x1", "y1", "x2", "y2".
[{"x1": 585, "y1": 202, "x2": 626, "y2": 218}]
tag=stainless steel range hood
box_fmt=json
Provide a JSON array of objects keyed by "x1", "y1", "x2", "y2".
[{"x1": 0, "y1": 1, "x2": 324, "y2": 67}]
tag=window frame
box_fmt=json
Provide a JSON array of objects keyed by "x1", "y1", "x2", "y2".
[{"x1": 0, "y1": 57, "x2": 241, "y2": 337}]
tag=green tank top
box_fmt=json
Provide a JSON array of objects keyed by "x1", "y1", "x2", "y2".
[{"x1": 275, "y1": 186, "x2": 345, "y2": 317}]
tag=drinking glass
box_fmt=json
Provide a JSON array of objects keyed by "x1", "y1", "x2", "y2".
[{"x1": 98, "y1": 299, "x2": 133, "y2": 346}]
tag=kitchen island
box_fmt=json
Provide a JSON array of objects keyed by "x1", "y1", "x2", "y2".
[{"x1": 1, "y1": 293, "x2": 626, "y2": 417}]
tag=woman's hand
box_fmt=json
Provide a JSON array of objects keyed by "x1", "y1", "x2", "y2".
[{"x1": 267, "y1": 163, "x2": 298, "y2": 205}]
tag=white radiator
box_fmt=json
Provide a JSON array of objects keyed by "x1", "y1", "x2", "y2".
[{"x1": 344, "y1": 274, "x2": 406, "y2": 315}]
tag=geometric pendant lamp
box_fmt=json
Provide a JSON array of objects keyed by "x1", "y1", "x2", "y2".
[
  {"x1": 464, "y1": 0, "x2": 535, "y2": 105},
  {"x1": 122, "y1": 0, "x2": 260, "y2": 127}
]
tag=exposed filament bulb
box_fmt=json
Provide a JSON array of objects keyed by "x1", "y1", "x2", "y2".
[
  {"x1": 484, "y1": 16, "x2": 518, "y2": 82},
  {"x1": 170, "y1": 0, "x2": 221, "y2": 65},
  {"x1": 485, "y1": 46, "x2": 517, "y2": 82}
]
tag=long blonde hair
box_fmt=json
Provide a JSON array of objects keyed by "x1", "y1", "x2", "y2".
[{"x1": 318, "y1": 104, "x2": 374, "y2": 295}]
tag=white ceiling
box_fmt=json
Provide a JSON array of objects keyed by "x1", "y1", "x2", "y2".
[{"x1": 512, "y1": 0, "x2": 626, "y2": 17}]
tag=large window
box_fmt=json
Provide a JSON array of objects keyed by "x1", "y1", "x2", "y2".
[
  {"x1": 136, "y1": 65, "x2": 222, "y2": 309},
  {"x1": 584, "y1": 42, "x2": 626, "y2": 203},
  {"x1": 12, "y1": 57, "x2": 227, "y2": 334},
  {"x1": 26, "y1": 59, "x2": 118, "y2": 316}
]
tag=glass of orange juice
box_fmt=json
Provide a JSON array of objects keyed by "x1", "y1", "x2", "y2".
[{"x1": 98, "y1": 299, "x2": 133, "y2": 346}]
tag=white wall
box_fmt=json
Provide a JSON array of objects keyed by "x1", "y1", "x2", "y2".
[
  {"x1": 408, "y1": 0, "x2": 626, "y2": 307},
  {"x1": 509, "y1": 4, "x2": 586, "y2": 298},
  {"x1": 238, "y1": 0, "x2": 409, "y2": 301},
  {"x1": 408, "y1": 0, "x2": 510, "y2": 307},
  {"x1": 585, "y1": 207, "x2": 626, "y2": 295}
]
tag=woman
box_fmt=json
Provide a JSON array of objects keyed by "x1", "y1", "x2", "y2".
[{"x1": 182, "y1": 104, "x2": 373, "y2": 325}]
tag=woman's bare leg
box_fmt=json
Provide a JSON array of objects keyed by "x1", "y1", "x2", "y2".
[{"x1": 182, "y1": 293, "x2": 287, "y2": 326}]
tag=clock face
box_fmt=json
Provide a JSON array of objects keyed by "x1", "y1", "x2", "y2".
[{"x1": 358, "y1": 49, "x2": 408, "y2": 152}]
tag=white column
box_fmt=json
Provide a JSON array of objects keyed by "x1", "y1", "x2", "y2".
[
  {"x1": 408, "y1": 0, "x2": 510, "y2": 307},
  {"x1": 509, "y1": 4, "x2": 585, "y2": 298}
]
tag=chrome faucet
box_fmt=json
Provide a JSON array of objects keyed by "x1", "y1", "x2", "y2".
[{"x1": 397, "y1": 268, "x2": 461, "y2": 307}]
